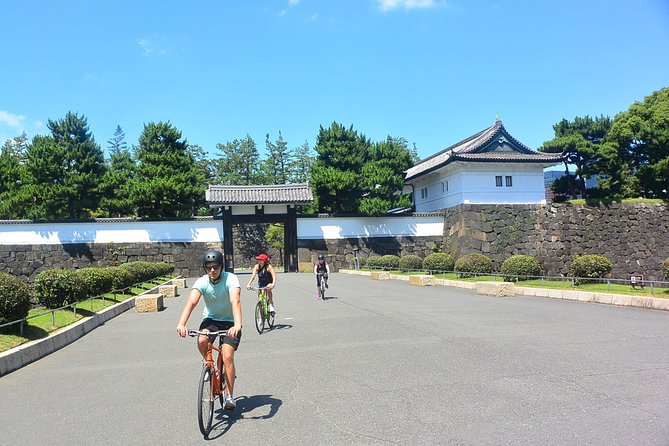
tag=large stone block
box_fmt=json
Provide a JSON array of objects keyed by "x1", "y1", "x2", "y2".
[
  {"x1": 159, "y1": 284, "x2": 178, "y2": 298},
  {"x1": 136, "y1": 294, "x2": 164, "y2": 312},
  {"x1": 172, "y1": 278, "x2": 187, "y2": 288},
  {"x1": 475, "y1": 281, "x2": 515, "y2": 297},
  {"x1": 409, "y1": 275, "x2": 435, "y2": 287},
  {"x1": 371, "y1": 271, "x2": 390, "y2": 280}
]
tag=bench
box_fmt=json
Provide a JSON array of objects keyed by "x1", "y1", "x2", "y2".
[
  {"x1": 135, "y1": 294, "x2": 164, "y2": 312},
  {"x1": 630, "y1": 274, "x2": 644, "y2": 290}
]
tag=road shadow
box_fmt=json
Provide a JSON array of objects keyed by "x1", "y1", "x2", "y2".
[
  {"x1": 269, "y1": 323, "x2": 293, "y2": 331},
  {"x1": 205, "y1": 394, "x2": 283, "y2": 440}
]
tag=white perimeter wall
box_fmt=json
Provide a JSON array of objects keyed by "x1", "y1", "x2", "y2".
[{"x1": 0, "y1": 216, "x2": 444, "y2": 245}]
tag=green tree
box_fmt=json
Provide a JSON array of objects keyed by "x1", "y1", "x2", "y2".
[
  {"x1": 99, "y1": 149, "x2": 136, "y2": 217},
  {"x1": 539, "y1": 115, "x2": 611, "y2": 198},
  {"x1": 358, "y1": 137, "x2": 413, "y2": 216},
  {"x1": 48, "y1": 112, "x2": 106, "y2": 218},
  {"x1": 129, "y1": 121, "x2": 205, "y2": 218},
  {"x1": 107, "y1": 125, "x2": 128, "y2": 154},
  {"x1": 289, "y1": 140, "x2": 315, "y2": 183},
  {"x1": 263, "y1": 132, "x2": 291, "y2": 184},
  {"x1": 604, "y1": 86, "x2": 669, "y2": 198},
  {"x1": 311, "y1": 122, "x2": 370, "y2": 214},
  {"x1": 214, "y1": 135, "x2": 262, "y2": 185},
  {"x1": 0, "y1": 133, "x2": 30, "y2": 219},
  {"x1": 266, "y1": 224, "x2": 284, "y2": 264}
]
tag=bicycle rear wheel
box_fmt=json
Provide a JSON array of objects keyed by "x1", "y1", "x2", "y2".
[
  {"x1": 197, "y1": 365, "x2": 215, "y2": 436},
  {"x1": 255, "y1": 301, "x2": 264, "y2": 333},
  {"x1": 320, "y1": 280, "x2": 326, "y2": 300}
]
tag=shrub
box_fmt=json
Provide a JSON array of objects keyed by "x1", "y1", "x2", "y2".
[
  {"x1": 455, "y1": 253, "x2": 493, "y2": 278},
  {"x1": 0, "y1": 272, "x2": 31, "y2": 328},
  {"x1": 34, "y1": 269, "x2": 87, "y2": 309},
  {"x1": 501, "y1": 255, "x2": 542, "y2": 282},
  {"x1": 661, "y1": 258, "x2": 669, "y2": 281},
  {"x1": 119, "y1": 261, "x2": 173, "y2": 284},
  {"x1": 107, "y1": 266, "x2": 135, "y2": 290},
  {"x1": 76, "y1": 268, "x2": 114, "y2": 298},
  {"x1": 358, "y1": 256, "x2": 367, "y2": 268},
  {"x1": 422, "y1": 253, "x2": 455, "y2": 273},
  {"x1": 399, "y1": 255, "x2": 423, "y2": 272},
  {"x1": 378, "y1": 255, "x2": 400, "y2": 270},
  {"x1": 570, "y1": 254, "x2": 613, "y2": 283},
  {"x1": 366, "y1": 256, "x2": 382, "y2": 269}
]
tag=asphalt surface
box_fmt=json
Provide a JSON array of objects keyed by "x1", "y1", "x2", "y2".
[{"x1": 1, "y1": 272, "x2": 669, "y2": 445}]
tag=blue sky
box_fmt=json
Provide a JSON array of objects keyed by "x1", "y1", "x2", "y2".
[{"x1": 1, "y1": 0, "x2": 668, "y2": 164}]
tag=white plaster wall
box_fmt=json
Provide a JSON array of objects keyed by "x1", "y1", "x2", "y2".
[
  {"x1": 0, "y1": 220, "x2": 224, "y2": 245},
  {"x1": 297, "y1": 216, "x2": 444, "y2": 240},
  {"x1": 0, "y1": 216, "x2": 445, "y2": 245}
]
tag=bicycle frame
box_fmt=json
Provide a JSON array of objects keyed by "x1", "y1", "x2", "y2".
[{"x1": 250, "y1": 287, "x2": 274, "y2": 333}]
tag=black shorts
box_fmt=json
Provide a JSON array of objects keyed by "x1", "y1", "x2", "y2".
[{"x1": 198, "y1": 318, "x2": 242, "y2": 350}]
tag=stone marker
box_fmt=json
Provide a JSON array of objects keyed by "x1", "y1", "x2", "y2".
[
  {"x1": 136, "y1": 294, "x2": 164, "y2": 312},
  {"x1": 159, "y1": 284, "x2": 178, "y2": 298},
  {"x1": 371, "y1": 271, "x2": 391, "y2": 280},
  {"x1": 409, "y1": 275, "x2": 436, "y2": 286},
  {"x1": 172, "y1": 278, "x2": 187, "y2": 288},
  {"x1": 475, "y1": 281, "x2": 515, "y2": 297}
]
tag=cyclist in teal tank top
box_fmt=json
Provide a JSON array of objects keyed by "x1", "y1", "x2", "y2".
[{"x1": 177, "y1": 249, "x2": 242, "y2": 411}]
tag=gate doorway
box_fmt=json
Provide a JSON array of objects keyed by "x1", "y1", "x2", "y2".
[{"x1": 206, "y1": 184, "x2": 313, "y2": 273}]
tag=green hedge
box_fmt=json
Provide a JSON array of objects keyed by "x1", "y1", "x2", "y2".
[
  {"x1": 76, "y1": 267, "x2": 114, "y2": 298},
  {"x1": 399, "y1": 255, "x2": 423, "y2": 272},
  {"x1": 34, "y1": 269, "x2": 88, "y2": 309},
  {"x1": 661, "y1": 258, "x2": 669, "y2": 281},
  {"x1": 0, "y1": 272, "x2": 31, "y2": 328},
  {"x1": 119, "y1": 261, "x2": 173, "y2": 284},
  {"x1": 378, "y1": 255, "x2": 400, "y2": 270},
  {"x1": 570, "y1": 254, "x2": 612, "y2": 283},
  {"x1": 501, "y1": 255, "x2": 542, "y2": 282},
  {"x1": 107, "y1": 266, "x2": 135, "y2": 290},
  {"x1": 422, "y1": 253, "x2": 455, "y2": 273},
  {"x1": 455, "y1": 253, "x2": 492, "y2": 278}
]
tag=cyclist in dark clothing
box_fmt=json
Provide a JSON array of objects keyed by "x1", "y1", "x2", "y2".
[
  {"x1": 314, "y1": 254, "x2": 330, "y2": 299},
  {"x1": 246, "y1": 253, "x2": 277, "y2": 313}
]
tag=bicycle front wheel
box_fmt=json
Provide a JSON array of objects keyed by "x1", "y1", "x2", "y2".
[
  {"x1": 255, "y1": 301, "x2": 264, "y2": 334},
  {"x1": 320, "y1": 281, "x2": 326, "y2": 300},
  {"x1": 197, "y1": 365, "x2": 215, "y2": 436}
]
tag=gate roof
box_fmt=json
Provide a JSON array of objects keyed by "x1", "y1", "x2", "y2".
[{"x1": 206, "y1": 183, "x2": 314, "y2": 206}]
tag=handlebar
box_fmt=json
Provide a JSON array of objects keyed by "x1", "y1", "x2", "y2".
[
  {"x1": 188, "y1": 329, "x2": 228, "y2": 337},
  {"x1": 248, "y1": 286, "x2": 270, "y2": 292}
]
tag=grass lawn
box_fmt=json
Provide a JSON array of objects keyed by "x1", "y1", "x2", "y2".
[
  {"x1": 0, "y1": 276, "x2": 173, "y2": 353},
  {"x1": 358, "y1": 269, "x2": 668, "y2": 298}
]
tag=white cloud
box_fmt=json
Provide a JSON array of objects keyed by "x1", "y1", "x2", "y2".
[
  {"x1": 138, "y1": 36, "x2": 170, "y2": 56},
  {"x1": 0, "y1": 110, "x2": 26, "y2": 130},
  {"x1": 288, "y1": 0, "x2": 301, "y2": 5},
  {"x1": 375, "y1": 0, "x2": 441, "y2": 11}
]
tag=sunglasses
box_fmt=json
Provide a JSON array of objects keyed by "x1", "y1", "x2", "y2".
[{"x1": 206, "y1": 264, "x2": 222, "y2": 271}]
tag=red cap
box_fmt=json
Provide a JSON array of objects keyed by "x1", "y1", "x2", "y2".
[{"x1": 255, "y1": 254, "x2": 269, "y2": 262}]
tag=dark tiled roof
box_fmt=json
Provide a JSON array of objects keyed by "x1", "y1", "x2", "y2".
[
  {"x1": 206, "y1": 183, "x2": 314, "y2": 205},
  {"x1": 404, "y1": 121, "x2": 564, "y2": 181}
]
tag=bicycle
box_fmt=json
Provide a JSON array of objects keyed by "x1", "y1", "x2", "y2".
[
  {"x1": 317, "y1": 272, "x2": 328, "y2": 300},
  {"x1": 187, "y1": 329, "x2": 228, "y2": 436},
  {"x1": 250, "y1": 286, "x2": 275, "y2": 334}
]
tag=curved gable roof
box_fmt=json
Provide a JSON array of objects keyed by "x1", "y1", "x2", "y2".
[
  {"x1": 404, "y1": 120, "x2": 563, "y2": 181},
  {"x1": 206, "y1": 183, "x2": 314, "y2": 206}
]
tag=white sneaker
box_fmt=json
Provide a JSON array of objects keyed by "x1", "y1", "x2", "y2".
[
  {"x1": 268, "y1": 303, "x2": 275, "y2": 313},
  {"x1": 224, "y1": 395, "x2": 236, "y2": 411}
]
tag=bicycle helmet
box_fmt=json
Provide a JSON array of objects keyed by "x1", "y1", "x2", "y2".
[
  {"x1": 318, "y1": 254, "x2": 325, "y2": 261},
  {"x1": 202, "y1": 250, "x2": 223, "y2": 269}
]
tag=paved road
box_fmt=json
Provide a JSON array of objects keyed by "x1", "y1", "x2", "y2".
[{"x1": 1, "y1": 272, "x2": 669, "y2": 445}]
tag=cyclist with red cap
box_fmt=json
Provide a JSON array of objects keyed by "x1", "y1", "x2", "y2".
[{"x1": 246, "y1": 253, "x2": 277, "y2": 314}]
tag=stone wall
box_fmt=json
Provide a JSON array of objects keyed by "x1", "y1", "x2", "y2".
[
  {"x1": 442, "y1": 203, "x2": 669, "y2": 280},
  {"x1": 298, "y1": 235, "x2": 443, "y2": 271},
  {"x1": 0, "y1": 224, "x2": 283, "y2": 283}
]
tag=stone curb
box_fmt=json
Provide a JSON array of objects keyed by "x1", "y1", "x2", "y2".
[
  {"x1": 339, "y1": 270, "x2": 669, "y2": 311},
  {"x1": 0, "y1": 279, "x2": 179, "y2": 377}
]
